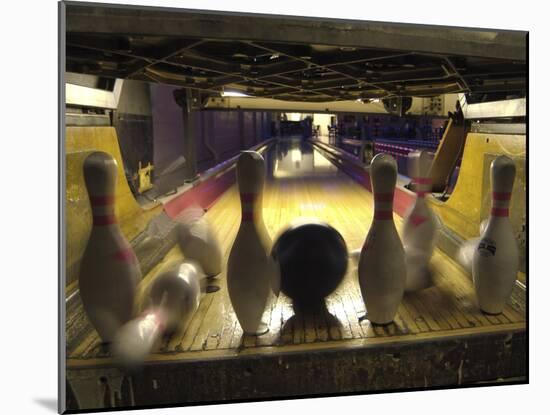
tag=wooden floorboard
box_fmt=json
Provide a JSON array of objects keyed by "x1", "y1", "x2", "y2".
[{"x1": 67, "y1": 142, "x2": 525, "y2": 366}]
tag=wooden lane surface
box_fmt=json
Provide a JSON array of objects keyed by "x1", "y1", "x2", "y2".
[{"x1": 68, "y1": 145, "x2": 525, "y2": 362}]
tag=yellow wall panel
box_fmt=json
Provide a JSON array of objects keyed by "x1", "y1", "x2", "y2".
[
  {"x1": 429, "y1": 132, "x2": 526, "y2": 270},
  {"x1": 65, "y1": 127, "x2": 160, "y2": 289}
]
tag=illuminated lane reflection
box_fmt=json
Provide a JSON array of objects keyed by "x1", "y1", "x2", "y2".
[{"x1": 267, "y1": 138, "x2": 339, "y2": 180}]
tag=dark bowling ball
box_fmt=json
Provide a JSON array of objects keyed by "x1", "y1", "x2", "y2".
[{"x1": 271, "y1": 221, "x2": 348, "y2": 306}]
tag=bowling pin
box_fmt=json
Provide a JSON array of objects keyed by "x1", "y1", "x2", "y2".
[
  {"x1": 358, "y1": 153, "x2": 406, "y2": 324},
  {"x1": 79, "y1": 151, "x2": 141, "y2": 343},
  {"x1": 177, "y1": 205, "x2": 223, "y2": 277},
  {"x1": 227, "y1": 151, "x2": 279, "y2": 335},
  {"x1": 402, "y1": 150, "x2": 438, "y2": 291},
  {"x1": 111, "y1": 303, "x2": 166, "y2": 366},
  {"x1": 112, "y1": 260, "x2": 205, "y2": 364},
  {"x1": 473, "y1": 156, "x2": 519, "y2": 314}
]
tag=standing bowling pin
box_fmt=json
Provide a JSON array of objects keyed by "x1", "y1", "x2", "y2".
[
  {"x1": 227, "y1": 151, "x2": 279, "y2": 335},
  {"x1": 402, "y1": 150, "x2": 438, "y2": 291},
  {"x1": 79, "y1": 152, "x2": 141, "y2": 343},
  {"x1": 473, "y1": 156, "x2": 519, "y2": 314},
  {"x1": 358, "y1": 153, "x2": 406, "y2": 324},
  {"x1": 177, "y1": 205, "x2": 223, "y2": 277},
  {"x1": 112, "y1": 260, "x2": 204, "y2": 364}
]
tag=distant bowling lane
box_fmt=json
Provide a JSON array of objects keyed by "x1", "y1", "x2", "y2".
[
  {"x1": 263, "y1": 138, "x2": 376, "y2": 252},
  {"x1": 68, "y1": 138, "x2": 525, "y2": 361}
]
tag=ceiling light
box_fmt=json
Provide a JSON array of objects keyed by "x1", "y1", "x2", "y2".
[{"x1": 221, "y1": 91, "x2": 251, "y2": 97}]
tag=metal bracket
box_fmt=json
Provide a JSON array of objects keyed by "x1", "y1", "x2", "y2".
[{"x1": 67, "y1": 368, "x2": 132, "y2": 411}]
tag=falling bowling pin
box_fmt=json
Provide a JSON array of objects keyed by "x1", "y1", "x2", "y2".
[
  {"x1": 473, "y1": 156, "x2": 519, "y2": 314},
  {"x1": 177, "y1": 205, "x2": 223, "y2": 277},
  {"x1": 227, "y1": 151, "x2": 279, "y2": 335},
  {"x1": 111, "y1": 304, "x2": 166, "y2": 366},
  {"x1": 112, "y1": 260, "x2": 205, "y2": 364},
  {"x1": 358, "y1": 153, "x2": 406, "y2": 325},
  {"x1": 79, "y1": 151, "x2": 141, "y2": 343},
  {"x1": 402, "y1": 150, "x2": 438, "y2": 291}
]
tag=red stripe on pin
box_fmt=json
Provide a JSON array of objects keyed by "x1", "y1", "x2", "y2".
[
  {"x1": 374, "y1": 210, "x2": 393, "y2": 220},
  {"x1": 93, "y1": 215, "x2": 117, "y2": 226},
  {"x1": 241, "y1": 193, "x2": 256, "y2": 203},
  {"x1": 410, "y1": 214, "x2": 427, "y2": 227},
  {"x1": 374, "y1": 192, "x2": 393, "y2": 202},
  {"x1": 113, "y1": 247, "x2": 137, "y2": 263},
  {"x1": 492, "y1": 192, "x2": 511, "y2": 201},
  {"x1": 491, "y1": 208, "x2": 509, "y2": 217},
  {"x1": 141, "y1": 311, "x2": 166, "y2": 332},
  {"x1": 90, "y1": 195, "x2": 115, "y2": 206},
  {"x1": 152, "y1": 311, "x2": 166, "y2": 331}
]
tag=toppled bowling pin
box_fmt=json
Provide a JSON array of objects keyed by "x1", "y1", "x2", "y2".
[
  {"x1": 227, "y1": 151, "x2": 279, "y2": 335},
  {"x1": 358, "y1": 153, "x2": 406, "y2": 324},
  {"x1": 148, "y1": 260, "x2": 204, "y2": 333},
  {"x1": 112, "y1": 260, "x2": 204, "y2": 364},
  {"x1": 177, "y1": 205, "x2": 223, "y2": 277},
  {"x1": 402, "y1": 150, "x2": 438, "y2": 291},
  {"x1": 111, "y1": 305, "x2": 166, "y2": 366},
  {"x1": 79, "y1": 151, "x2": 141, "y2": 343},
  {"x1": 473, "y1": 156, "x2": 519, "y2": 314}
]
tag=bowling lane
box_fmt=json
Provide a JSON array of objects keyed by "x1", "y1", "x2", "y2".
[
  {"x1": 265, "y1": 139, "x2": 372, "y2": 252},
  {"x1": 68, "y1": 138, "x2": 525, "y2": 363}
]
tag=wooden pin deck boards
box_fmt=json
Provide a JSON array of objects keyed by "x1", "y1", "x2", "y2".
[{"x1": 66, "y1": 144, "x2": 526, "y2": 411}]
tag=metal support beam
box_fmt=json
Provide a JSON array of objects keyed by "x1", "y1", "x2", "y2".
[
  {"x1": 173, "y1": 88, "x2": 200, "y2": 181},
  {"x1": 64, "y1": 4, "x2": 526, "y2": 103},
  {"x1": 66, "y1": 4, "x2": 527, "y2": 61},
  {"x1": 238, "y1": 109, "x2": 244, "y2": 149}
]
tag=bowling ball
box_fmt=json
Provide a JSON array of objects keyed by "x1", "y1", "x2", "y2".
[{"x1": 271, "y1": 221, "x2": 348, "y2": 306}]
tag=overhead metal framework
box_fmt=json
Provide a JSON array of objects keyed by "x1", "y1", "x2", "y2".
[{"x1": 65, "y1": 2, "x2": 527, "y2": 104}]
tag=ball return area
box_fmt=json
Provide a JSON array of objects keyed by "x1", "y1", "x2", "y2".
[{"x1": 65, "y1": 137, "x2": 525, "y2": 412}]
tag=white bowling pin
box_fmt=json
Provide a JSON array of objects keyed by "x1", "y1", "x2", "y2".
[
  {"x1": 358, "y1": 153, "x2": 406, "y2": 324},
  {"x1": 402, "y1": 150, "x2": 438, "y2": 291},
  {"x1": 473, "y1": 156, "x2": 519, "y2": 314},
  {"x1": 112, "y1": 260, "x2": 205, "y2": 364},
  {"x1": 148, "y1": 260, "x2": 204, "y2": 333},
  {"x1": 177, "y1": 205, "x2": 223, "y2": 277},
  {"x1": 227, "y1": 151, "x2": 279, "y2": 335},
  {"x1": 111, "y1": 305, "x2": 167, "y2": 366},
  {"x1": 79, "y1": 151, "x2": 141, "y2": 343}
]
